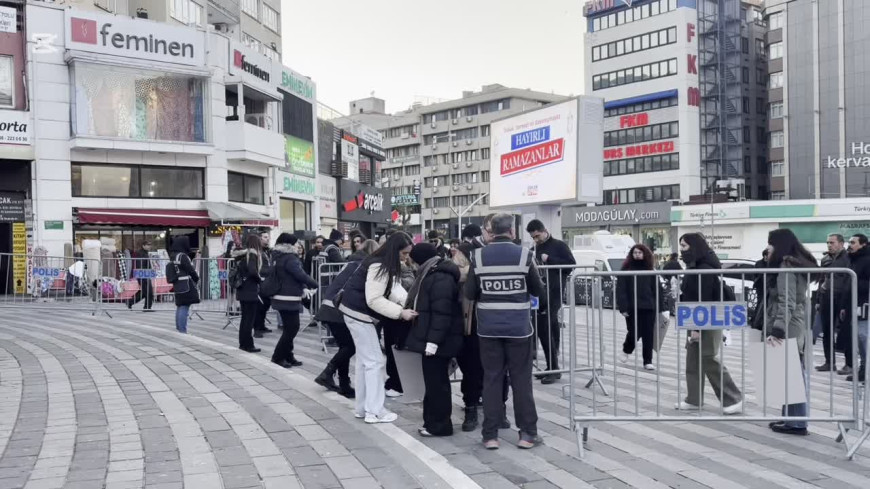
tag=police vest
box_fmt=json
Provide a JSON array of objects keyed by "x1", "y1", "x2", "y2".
[{"x1": 473, "y1": 242, "x2": 533, "y2": 338}]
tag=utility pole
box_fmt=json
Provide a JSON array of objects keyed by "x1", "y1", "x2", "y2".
[{"x1": 450, "y1": 193, "x2": 489, "y2": 234}]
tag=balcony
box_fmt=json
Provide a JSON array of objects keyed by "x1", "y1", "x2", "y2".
[{"x1": 225, "y1": 119, "x2": 284, "y2": 167}]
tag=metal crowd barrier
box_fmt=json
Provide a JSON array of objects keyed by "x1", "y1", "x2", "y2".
[
  {"x1": 0, "y1": 253, "x2": 101, "y2": 314},
  {"x1": 313, "y1": 258, "x2": 348, "y2": 352},
  {"x1": 564, "y1": 267, "x2": 869, "y2": 460}
]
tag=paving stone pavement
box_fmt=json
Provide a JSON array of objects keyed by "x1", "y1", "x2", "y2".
[{"x1": 0, "y1": 306, "x2": 868, "y2": 488}]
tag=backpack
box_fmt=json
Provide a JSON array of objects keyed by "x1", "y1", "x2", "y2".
[
  {"x1": 260, "y1": 259, "x2": 281, "y2": 298},
  {"x1": 228, "y1": 259, "x2": 245, "y2": 290},
  {"x1": 165, "y1": 259, "x2": 179, "y2": 284}
]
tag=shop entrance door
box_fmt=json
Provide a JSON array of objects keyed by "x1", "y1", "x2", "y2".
[{"x1": 0, "y1": 223, "x2": 11, "y2": 295}]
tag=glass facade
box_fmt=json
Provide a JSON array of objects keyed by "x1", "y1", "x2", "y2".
[{"x1": 71, "y1": 164, "x2": 204, "y2": 199}]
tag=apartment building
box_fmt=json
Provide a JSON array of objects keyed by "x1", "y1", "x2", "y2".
[{"x1": 764, "y1": 0, "x2": 870, "y2": 199}]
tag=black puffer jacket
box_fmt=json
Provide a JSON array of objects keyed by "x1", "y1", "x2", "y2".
[
  {"x1": 847, "y1": 245, "x2": 870, "y2": 311},
  {"x1": 233, "y1": 249, "x2": 262, "y2": 302},
  {"x1": 404, "y1": 259, "x2": 464, "y2": 358},
  {"x1": 680, "y1": 250, "x2": 727, "y2": 302},
  {"x1": 270, "y1": 244, "x2": 319, "y2": 312},
  {"x1": 616, "y1": 260, "x2": 665, "y2": 313}
]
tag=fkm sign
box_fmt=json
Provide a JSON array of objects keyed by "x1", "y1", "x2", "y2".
[
  {"x1": 584, "y1": 0, "x2": 634, "y2": 16},
  {"x1": 66, "y1": 11, "x2": 204, "y2": 66},
  {"x1": 676, "y1": 302, "x2": 747, "y2": 329},
  {"x1": 619, "y1": 113, "x2": 649, "y2": 128},
  {"x1": 501, "y1": 126, "x2": 565, "y2": 176}
]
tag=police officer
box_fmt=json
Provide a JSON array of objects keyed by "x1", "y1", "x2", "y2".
[{"x1": 465, "y1": 213, "x2": 545, "y2": 450}]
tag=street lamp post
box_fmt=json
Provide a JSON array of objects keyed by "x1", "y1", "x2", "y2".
[{"x1": 450, "y1": 192, "x2": 489, "y2": 234}]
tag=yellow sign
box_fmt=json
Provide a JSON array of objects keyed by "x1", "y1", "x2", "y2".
[{"x1": 12, "y1": 222, "x2": 25, "y2": 294}]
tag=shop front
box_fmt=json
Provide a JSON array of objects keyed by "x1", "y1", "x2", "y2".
[
  {"x1": 0, "y1": 109, "x2": 33, "y2": 294},
  {"x1": 277, "y1": 171, "x2": 316, "y2": 239},
  {"x1": 337, "y1": 179, "x2": 391, "y2": 241},
  {"x1": 561, "y1": 201, "x2": 673, "y2": 258},
  {"x1": 318, "y1": 175, "x2": 338, "y2": 237}
]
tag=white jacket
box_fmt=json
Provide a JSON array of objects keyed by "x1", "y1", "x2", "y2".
[{"x1": 365, "y1": 263, "x2": 408, "y2": 320}]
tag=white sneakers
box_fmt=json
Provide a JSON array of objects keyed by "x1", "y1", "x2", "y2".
[
  {"x1": 673, "y1": 400, "x2": 743, "y2": 414},
  {"x1": 618, "y1": 353, "x2": 630, "y2": 364},
  {"x1": 722, "y1": 400, "x2": 743, "y2": 415},
  {"x1": 674, "y1": 401, "x2": 700, "y2": 410},
  {"x1": 365, "y1": 411, "x2": 398, "y2": 424},
  {"x1": 385, "y1": 389, "x2": 403, "y2": 398},
  {"x1": 643, "y1": 364, "x2": 655, "y2": 371}
]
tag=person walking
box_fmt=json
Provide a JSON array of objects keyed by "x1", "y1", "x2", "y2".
[
  {"x1": 840, "y1": 234, "x2": 870, "y2": 382},
  {"x1": 339, "y1": 232, "x2": 417, "y2": 424},
  {"x1": 764, "y1": 229, "x2": 817, "y2": 435},
  {"x1": 254, "y1": 231, "x2": 274, "y2": 338},
  {"x1": 381, "y1": 251, "x2": 415, "y2": 398},
  {"x1": 616, "y1": 244, "x2": 666, "y2": 370},
  {"x1": 127, "y1": 240, "x2": 155, "y2": 311},
  {"x1": 526, "y1": 219, "x2": 576, "y2": 384},
  {"x1": 167, "y1": 236, "x2": 199, "y2": 333},
  {"x1": 304, "y1": 236, "x2": 324, "y2": 278},
  {"x1": 234, "y1": 234, "x2": 265, "y2": 353},
  {"x1": 465, "y1": 213, "x2": 545, "y2": 450},
  {"x1": 815, "y1": 234, "x2": 849, "y2": 373},
  {"x1": 266, "y1": 233, "x2": 319, "y2": 368},
  {"x1": 404, "y1": 243, "x2": 464, "y2": 437},
  {"x1": 661, "y1": 252, "x2": 682, "y2": 316},
  {"x1": 676, "y1": 233, "x2": 743, "y2": 414}
]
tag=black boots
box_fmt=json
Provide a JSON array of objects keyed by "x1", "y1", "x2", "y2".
[
  {"x1": 462, "y1": 406, "x2": 479, "y2": 432},
  {"x1": 315, "y1": 362, "x2": 340, "y2": 392},
  {"x1": 338, "y1": 375, "x2": 355, "y2": 399}
]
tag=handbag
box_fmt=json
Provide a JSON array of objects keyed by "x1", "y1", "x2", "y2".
[{"x1": 333, "y1": 263, "x2": 363, "y2": 308}]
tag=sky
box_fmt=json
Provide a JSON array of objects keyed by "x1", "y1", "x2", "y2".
[{"x1": 280, "y1": 0, "x2": 586, "y2": 115}]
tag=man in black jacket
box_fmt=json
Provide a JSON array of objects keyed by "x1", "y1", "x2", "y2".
[
  {"x1": 126, "y1": 240, "x2": 154, "y2": 311},
  {"x1": 526, "y1": 219, "x2": 576, "y2": 384},
  {"x1": 254, "y1": 230, "x2": 274, "y2": 337},
  {"x1": 304, "y1": 235, "x2": 324, "y2": 278},
  {"x1": 840, "y1": 234, "x2": 870, "y2": 382},
  {"x1": 816, "y1": 234, "x2": 849, "y2": 372}
]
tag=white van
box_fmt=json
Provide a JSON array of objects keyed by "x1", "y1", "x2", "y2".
[{"x1": 571, "y1": 231, "x2": 636, "y2": 308}]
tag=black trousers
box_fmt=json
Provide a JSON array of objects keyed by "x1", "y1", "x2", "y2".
[
  {"x1": 327, "y1": 321, "x2": 355, "y2": 379},
  {"x1": 536, "y1": 308, "x2": 561, "y2": 370},
  {"x1": 128, "y1": 279, "x2": 154, "y2": 309},
  {"x1": 623, "y1": 310, "x2": 656, "y2": 365},
  {"x1": 457, "y1": 333, "x2": 484, "y2": 407},
  {"x1": 272, "y1": 311, "x2": 300, "y2": 363},
  {"x1": 422, "y1": 355, "x2": 453, "y2": 436},
  {"x1": 239, "y1": 300, "x2": 258, "y2": 349},
  {"x1": 479, "y1": 337, "x2": 537, "y2": 441},
  {"x1": 382, "y1": 318, "x2": 405, "y2": 392},
  {"x1": 255, "y1": 296, "x2": 271, "y2": 331},
  {"x1": 842, "y1": 318, "x2": 854, "y2": 368},
  {"x1": 820, "y1": 303, "x2": 837, "y2": 365}
]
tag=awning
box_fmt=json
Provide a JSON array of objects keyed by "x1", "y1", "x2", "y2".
[
  {"x1": 76, "y1": 208, "x2": 212, "y2": 227},
  {"x1": 204, "y1": 202, "x2": 278, "y2": 227}
]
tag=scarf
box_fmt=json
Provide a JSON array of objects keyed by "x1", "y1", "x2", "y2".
[{"x1": 405, "y1": 256, "x2": 442, "y2": 310}]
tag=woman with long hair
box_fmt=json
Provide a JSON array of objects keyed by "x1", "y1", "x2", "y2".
[
  {"x1": 168, "y1": 236, "x2": 199, "y2": 333},
  {"x1": 338, "y1": 232, "x2": 417, "y2": 424},
  {"x1": 349, "y1": 239, "x2": 379, "y2": 261},
  {"x1": 765, "y1": 228, "x2": 817, "y2": 436},
  {"x1": 234, "y1": 233, "x2": 264, "y2": 353},
  {"x1": 269, "y1": 233, "x2": 319, "y2": 368},
  {"x1": 677, "y1": 233, "x2": 743, "y2": 414},
  {"x1": 616, "y1": 244, "x2": 665, "y2": 370},
  {"x1": 349, "y1": 230, "x2": 367, "y2": 254}
]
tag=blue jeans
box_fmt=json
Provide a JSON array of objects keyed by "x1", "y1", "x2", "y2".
[
  {"x1": 782, "y1": 367, "x2": 808, "y2": 429},
  {"x1": 176, "y1": 305, "x2": 190, "y2": 333}
]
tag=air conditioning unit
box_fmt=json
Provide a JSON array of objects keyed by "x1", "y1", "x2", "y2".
[
  {"x1": 401, "y1": 132, "x2": 410, "y2": 139},
  {"x1": 452, "y1": 163, "x2": 459, "y2": 169},
  {"x1": 452, "y1": 141, "x2": 459, "y2": 147},
  {"x1": 433, "y1": 187, "x2": 439, "y2": 193},
  {"x1": 465, "y1": 162, "x2": 472, "y2": 168},
  {"x1": 393, "y1": 174, "x2": 400, "y2": 180},
  {"x1": 466, "y1": 139, "x2": 473, "y2": 145},
  {"x1": 433, "y1": 209, "x2": 440, "y2": 214},
  {"x1": 466, "y1": 116, "x2": 473, "y2": 122},
  {"x1": 453, "y1": 185, "x2": 459, "y2": 191},
  {"x1": 466, "y1": 184, "x2": 472, "y2": 190},
  {"x1": 214, "y1": 23, "x2": 230, "y2": 33},
  {"x1": 430, "y1": 121, "x2": 437, "y2": 128},
  {"x1": 452, "y1": 118, "x2": 458, "y2": 125},
  {"x1": 431, "y1": 144, "x2": 437, "y2": 150},
  {"x1": 432, "y1": 165, "x2": 439, "y2": 172}
]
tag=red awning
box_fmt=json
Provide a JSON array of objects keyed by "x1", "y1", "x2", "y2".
[{"x1": 76, "y1": 208, "x2": 212, "y2": 228}]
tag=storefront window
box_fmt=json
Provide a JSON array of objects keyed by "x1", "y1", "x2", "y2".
[
  {"x1": 228, "y1": 172, "x2": 265, "y2": 205},
  {"x1": 0, "y1": 55, "x2": 13, "y2": 108},
  {"x1": 641, "y1": 227, "x2": 672, "y2": 259},
  {"x1": 74, "y1": 228, "x2": 201, "y2": 256},
  {"x1": 72, "y1": 164, "x2": 204, "y2": 199},
  {"x1": 280, "y1": 198, "x2": 311, "y2": 234},
  {"x1": 72, "y1": 63, "x2": 207, "y2": 143}
]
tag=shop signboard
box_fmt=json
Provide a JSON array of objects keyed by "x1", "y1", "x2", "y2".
[
  {"x1": 0, "y1": 6, "x2": 16, "y2": 33},
  {"x1": 671, "y1": 205, "x2": 751, "y2": 223},
  {"x1": 681, "y1": 226, "x2": 745, "y2": 258},
  {"x1": 0, "y1": 110, "x2": 30, "y2": 145},
  {"x1": 275, "y1": 65, "x2": 316, "y2": 102},
  {"x1": 228, "y1": 41, "x2": 274, "y2": 94},
  {"x1": 319, "y1": 176, "x2": 337, "y2": 220},
  {"x1": 65, "y1": 10, "x2": 205, "y2": 66},
  {"x1": 278, "y1": 171, "x2": 316, "y2": 202},
  {"x1": 390, "y1": 154, "x2": 420, "y2": 165},
  {"x1": 391, "y1": 194, "x2": 419, "y2": 206},
  {"x1": 563, "y1": 201, "x2": 671, "y2": 228},
  {"x1": 341, "y1": 133, "x2": 359, "y2": 182},
  {"x1": 603, "y1": 139, "x2": 678, "y2": 161},
  {"x1": 357, "y1": 124, "x2": 384, "y2": 147},
  {"x1": 44, "y1": 221, "x2": 64, "y2": 230},
  {"x1": 788, "y1": 221, "x2": 870, "y2": 244},
  {"x1": 284, "y1": 135, "x2": 315, "y2": 177},
  {"x1": 338, "y1": 180, "x2": 391, "y2": 224},
  {"x1": 12, "y1": 222, "x2": 25, "y2": 294},
  {"x1": 0, "y1": 192, "x2": 25, "y2": 222},
  {"x1": 489, "y1": 97, "x2": 603, "y2": 208},
  {"x1": 813, "y1": 202, "x2": 870, "y2": 218}
]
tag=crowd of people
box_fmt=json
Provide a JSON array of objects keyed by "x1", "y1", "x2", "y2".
[{"x1": 156, "y1": 214, "x2": 869, "y2": 446}]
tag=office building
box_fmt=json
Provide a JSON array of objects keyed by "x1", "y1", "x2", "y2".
[
  {"x1": 763, "y1": 0, "x2": 870, "y2": 199},
  {"x1": 583, "y1": 0, "x2": 769, "y2": 207}
]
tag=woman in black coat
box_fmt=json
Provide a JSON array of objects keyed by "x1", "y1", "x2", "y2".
[
  {"x1": 169, "y1": 236, "x2": 199, "y2": 334},
  {"x1": 234, "y1": 233, "x2": 265, "y2": 353},
  {"x1": 269, "y1": 233, "x2": 319, "y2": 369},
  {"x1": 405, "y1": 243, "x2": 464, "y2": 437},
  {"x1": 616, "y1": 244, "x2": 665, "y2": 370}
]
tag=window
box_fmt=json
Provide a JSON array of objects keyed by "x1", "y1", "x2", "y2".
[
  {"x1": 281, "y1": 92, "x2": 313, "y2": 142},
  {"x1": 241, "y1": 0, "x2": 258, "y2": 18},
  {"x1": 744, "y1": 155, "x2": 752, "y2": 173},
  {"x1": 768, "y1": 11, "x2": 784, "y2": 30},
  {"x1": 742, "y1": 37, "x2": 749, "y2": 53},
  {"x1": 0, "y1": 55, "x2": 12, "y2": 108},
  {"x1": 756, "y1": 98, "x2": 765, "y2": 114},
  {"x1": 770, "y1": 191, "x2": 786, "y2": 200},
  {"x1": 770, "y1": 131, "x2": 784, "y2": 148},
  {"x1": 72, "y1": 64, "x2": 206, "y2": 143},
  {"x1": 602, "y1": 184, "x2": 679, "y2": 205},
  {"x1": 591, "y1": 1, "x2": 675, "y2": 32},
  {"x1": 604, "y1": 153, "x2": 679, "y2": 176},
  {"x1": 591, "y1": 27, "x2": 679, "y2": 63},
  {"x1": 481, "y1": 125, "x2": 490, "y2": 137},
  {"x1": 757, "y1": 126, "x2": 767, "y2": 143},
  {"x1": 452, "y1": 127, "x2": 478, "y2": 141},
  {"x1": 756, "y1": 68, "x2": 766, "y2": 85},
  {"x1": 742, "y1": 67, "x2": 749, "y2": 83},
  {"x1": 262, "y1": 5, "x2": 279, "y2": 33},
  {"x1": 481, "y1": 148, "x2": 490, "y2": 159},
  {"x1": 71, "y1": 164, "x2": 204, "y2": 199},
  {"x1": 481, "y1": 171, "x2": 490, "y2": 182},
  {"x1": 279, "y1": 199, "x2": 311, "y2": 234},
  {"x1": 771, "y1": 161, "x2": 785, "y2": 176},
  {"x1": 604, "y1": 121, "x2": 678, "y2": 147},
  {"x1": 769, "y1": 72, "x2": 784, "y2": 89},
  {"x1": 743, "y1": 126, "x2": 751, "y2": 143},
  {"x1": 742, "y1": 97, "x2": 750, "y2": 114},
  {"x1": 430, "y1": 197, "x2": 449, "y2": 208},
  {"x1": 604, "y1": 96, "x2": 678, "y2": 117},
  {"x1": 593, "y1": 58, "x2": 678, "y2": 91},
  {"x1": 404, "y1": 165, "x2": 420, "y2": 176},
  {"x1": 768, "y1": 42, "x2": 783, "y2": 60},
  {"x1": 170, "y1": 0, "x2": 203, "y2": 26},
  {"x1": 769, "y1": 101, "x2": 784, "y2": 119},
  {"x1": 228, "y1": 172, "x2": 265, "y2": 205},
  {"x1": 757, "y1": 156, "x2": 767, "y2": 174}
]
